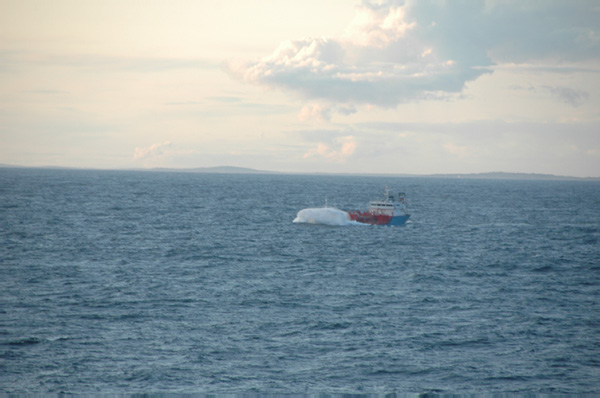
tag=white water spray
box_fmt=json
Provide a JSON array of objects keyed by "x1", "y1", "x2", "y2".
[{"x1": 293, "y1": 207, "x2": 362, "y2": 226}]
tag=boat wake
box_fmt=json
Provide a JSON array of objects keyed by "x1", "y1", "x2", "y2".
[{"x1": 293, "y1": 207, "x2": 364, "y2": 226}]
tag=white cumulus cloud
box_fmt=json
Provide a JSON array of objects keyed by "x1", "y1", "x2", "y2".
[
  {"x1": 298, "y1": 103, "x2": 357, "y2": 121},
  {"x1": 228, "y1": 0, "x2": 600, "y2": 109},
  {"x1": 303, "y1": 135, "x2": 357, "y2": 162},
  {"x1": 345, "y1": 3, "x2": 415, "y2": 47},
  {"x1": 133, "y1": 141, "x2": 173, "y2": 161}
]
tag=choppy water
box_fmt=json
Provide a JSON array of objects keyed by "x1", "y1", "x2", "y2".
[{"x1": 1, "y1": 168, "x2": 599, "y2": 395}]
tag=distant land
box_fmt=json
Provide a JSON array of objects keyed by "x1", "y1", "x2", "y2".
[
  {"x1": 423, "y1": 172, "x2": 600, "y2": 181},
  {"x1": 149, "y1": 166, "x2": 275, "y2": 174},
  {"x1": 0, "y1": 163, "x2": 598, "y2": 180},
  {"x1": 0, "y1": 164, "x2": 274, "y2": 174}
]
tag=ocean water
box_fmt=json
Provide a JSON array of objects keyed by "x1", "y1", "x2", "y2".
[{"x1": 1, "y1": 168, "x2": 599, "y2": 395}]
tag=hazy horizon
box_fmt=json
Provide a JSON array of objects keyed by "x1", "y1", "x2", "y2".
[
  {"x1": 3, "y1": 162, "x2": 599, "y2": 180},
  {"x1": 2, "y1": 1, "x2": 599, "y2": 177}
]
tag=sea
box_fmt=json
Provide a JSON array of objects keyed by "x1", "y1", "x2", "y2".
[{"x1": 1, "y1": 168, "x2": 599, "y2": 395}]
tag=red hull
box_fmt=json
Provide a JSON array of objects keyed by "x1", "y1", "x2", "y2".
[{"x1": 347, "y1": 211, "x2": 393, "y2": 225}]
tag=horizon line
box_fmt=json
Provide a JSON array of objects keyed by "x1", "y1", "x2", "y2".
[{"x1": 1, "y1": 163, "x2": 599, "y2": 181}]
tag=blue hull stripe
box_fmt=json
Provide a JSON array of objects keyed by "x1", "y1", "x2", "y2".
[{"x1": 388, "y1": 214, "x2": 410, "y2": 225}]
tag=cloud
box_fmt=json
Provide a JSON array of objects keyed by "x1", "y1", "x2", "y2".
[
  {"x1": 298, "y1": 103, "x2": 332, "y2": 122},
  {"x1": 133, "y1": 141, "x2": 172, "y2": 161},
  {"x1": 228, "y1": 2, "x2": 488, "y2": 107},
  {"x1": 345, "y1": 2, "x2": 416, "y2": 47},
  {"x1": 509, "y1": 84, "x2": 591, "y2": 107},
  {"x1": 303, "y1": 135, "x2": 357, "y2": 162},
  {"x1": 228, "y1": 1, "x2": 600, "y2": 108},
  {"x1": 543, "y1": 86, "x2": 590, "y2": 107},
  {"x1": 444, "y1": 142, "x2": 470, "y2": 158},
  {"x1": 230, "y1": 35, "x2": 483, "y2": 107},
  {"x1": 1, "y1": 51, "x2": 216, "y2": 74},
  {"x1": 298, "y1": 103, "x2": 357, "y2": 121},
  {"x1": 409, "y1": 1, "x2": 600, "y2": 65}
]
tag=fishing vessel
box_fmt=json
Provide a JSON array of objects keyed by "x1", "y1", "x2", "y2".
[{"x1": 347, "y1": 188, "x2": 410, "y2": 225}]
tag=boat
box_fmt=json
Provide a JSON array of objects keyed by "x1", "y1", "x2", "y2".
[{"x1": 347, "y1": 188, "x2": 410, "y2": 225}]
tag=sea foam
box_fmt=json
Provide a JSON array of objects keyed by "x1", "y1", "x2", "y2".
[{"x1": 293, "y1": 207, "x2": 359, "y2": 226}]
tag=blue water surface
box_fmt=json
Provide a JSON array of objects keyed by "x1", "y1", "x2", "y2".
[{"x1": 1, "y1": 168, "x2": 599, "y2": 394}]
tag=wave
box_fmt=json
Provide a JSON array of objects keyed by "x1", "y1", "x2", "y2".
[{"x1": 293, "y1": 207, "x2": 362, "y2": 226}]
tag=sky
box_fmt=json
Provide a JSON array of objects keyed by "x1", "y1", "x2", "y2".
[{"x1": 1, "y1": 0, "x2": 600, "y2": 177}]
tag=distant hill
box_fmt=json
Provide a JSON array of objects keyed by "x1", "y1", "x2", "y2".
[
  {"x1": 0, "y1": 163, "x2": 73, "y2": 170},
  {"x1": 0, "y1": 164, "x2": 276, "y2": 174},
  {"x1": 150, "y1": 166, "x2": 277, "y2": 174},
  {"x1": 425, "y1": 172, "x2": 599, "y2": 181},
  {"x1": 293, "y1": 170, "x2": 599, "y2": 180},
  {"x1": 0, "y1": 164, "x2": 597, "y2": 180}
]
